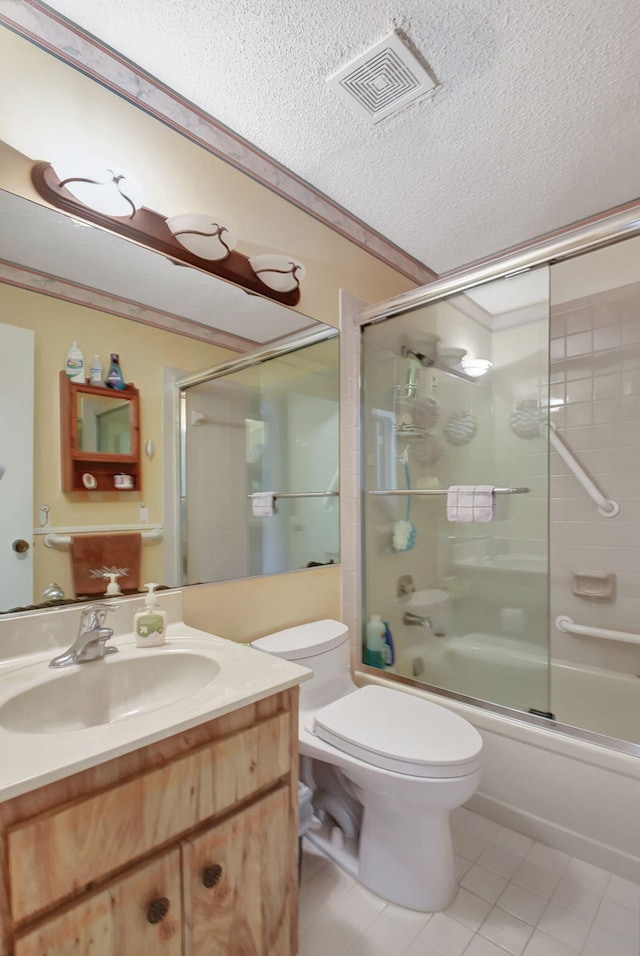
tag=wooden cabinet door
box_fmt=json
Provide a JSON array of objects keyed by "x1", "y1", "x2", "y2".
[
  {"x1": 183, "y1": 786, "x2": 295, "y2": 956},
  {"x1": 14, "y1": 890, "x2": 113, "y2": 956},
  {"x1": 15, "y1": 849, "x2": 182, "y2": 956},
  {"x1": 111, "y1": 847, "x2": 182, "y2": 956}
]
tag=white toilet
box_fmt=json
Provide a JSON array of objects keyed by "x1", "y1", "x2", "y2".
[{"x1": 252, "y1": 619, "x2": 483, "y2": 911}]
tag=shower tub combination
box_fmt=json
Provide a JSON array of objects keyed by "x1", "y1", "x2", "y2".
[{"x1": 354, "y1": 204, "x2": 640, "y2": 882}]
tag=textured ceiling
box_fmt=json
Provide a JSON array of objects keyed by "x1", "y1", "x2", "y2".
[{"x1": 32, "y1": 0, "x2": 640, "y2": 274}]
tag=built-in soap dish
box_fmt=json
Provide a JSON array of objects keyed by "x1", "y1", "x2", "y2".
[{"x1": 572, "y1": 571, "x2": 616, "y2": 601}]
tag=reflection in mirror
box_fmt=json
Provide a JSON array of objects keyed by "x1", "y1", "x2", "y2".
[
  {"x1": 180, "y1": 335, "x2": 339, "y2": 584},
  {"x1": 78, "y1": 394, "x2": 132, "y2": 455},
  {"x1": 0, "y1": 186, "x2": 335, "y2": 614}
]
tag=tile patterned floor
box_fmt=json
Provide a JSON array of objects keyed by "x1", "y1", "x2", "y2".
[{"x1": 298, "y1": 807, "x2": 640, "y2": 956}]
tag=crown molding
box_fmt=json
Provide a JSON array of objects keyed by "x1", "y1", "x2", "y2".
[{"x1": 0, "y1": 258, "x2": 257, "y2": 352}]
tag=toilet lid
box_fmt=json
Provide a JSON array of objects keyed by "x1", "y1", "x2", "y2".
[
  {"x1": 252, "y1": 619, "x2": 348, "y2": 660},
  {"x1": 312, "y1": 685, "x2": 483, "y2": 778}
]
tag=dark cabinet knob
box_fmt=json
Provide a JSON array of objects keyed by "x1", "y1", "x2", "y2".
[
  {"x1": 202, "y1": 864, "x2": 223, "y2": 888},
  {"x1": 12, "y1": 539, "x2": 30, "y2": 554},
  {"x1": 146, "y1": 897, "x2": 170, "y2": 924}
]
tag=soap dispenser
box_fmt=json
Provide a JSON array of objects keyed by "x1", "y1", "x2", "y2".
[
  {"x1": 134, "y1": 583, "x2": 167, "y2": 647},
  {"x1": 105, "y1": 572, "x2": 122, "y2": 597}
]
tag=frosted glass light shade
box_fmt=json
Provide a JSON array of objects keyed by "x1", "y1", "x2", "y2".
[
  {"x1": 249, "y1": 255, "x2": 306, "y2": 293},
  {"x1": 460, "y1": 357, "x2": 492, "y2": 377},
  {"x1": 166, "y1": 214, "x2": 237, "y2": 260},
  {"x1": 51, "y1": 154, "x2": 145, "y2": 218}
]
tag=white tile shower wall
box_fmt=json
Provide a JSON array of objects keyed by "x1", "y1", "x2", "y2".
[{"x1": 549, "y1": 277, "x2": 640, "y2": 675}]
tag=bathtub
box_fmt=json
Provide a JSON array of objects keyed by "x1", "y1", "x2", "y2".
[{"x1": 358, "y1": 634, "x2": 640, "y2": 882}]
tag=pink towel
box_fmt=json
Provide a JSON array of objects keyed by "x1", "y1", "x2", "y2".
[{"x1": 447, "y1": 485, "x2": 495, "y2": 522}]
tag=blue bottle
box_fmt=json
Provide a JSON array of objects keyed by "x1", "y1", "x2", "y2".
[
  {"x1": 106, "y1": 353, "x2": 125, "y2": 390},
  {"x1": 381, "y1": 622, "x2": 395, "y2": 666}
]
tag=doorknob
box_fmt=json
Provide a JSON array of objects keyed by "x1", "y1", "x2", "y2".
[{"x1": 12, "y1": 539, "x2": 30, "y2": 554}]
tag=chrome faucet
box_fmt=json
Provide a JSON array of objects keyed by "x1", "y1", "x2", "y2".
[
  {"x1": 402, "y1": 611, "x2": 432, "y2": 629},
  {"x1": 49, "y1": 604, "x2": 119, "y2": 669}
]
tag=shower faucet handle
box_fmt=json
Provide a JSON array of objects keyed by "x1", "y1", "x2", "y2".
[{"x1": 397, "y1": 574, "x2": 415, "y2": 598}]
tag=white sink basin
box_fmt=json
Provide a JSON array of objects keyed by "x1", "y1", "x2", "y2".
[{"x1": 0, "y1": 650, "x2": 220, "y2": 733}]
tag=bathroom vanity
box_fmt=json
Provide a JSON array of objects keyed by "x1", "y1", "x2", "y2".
[{"x1": 0, "y1": 597, "x2": 309, "y2": 956}]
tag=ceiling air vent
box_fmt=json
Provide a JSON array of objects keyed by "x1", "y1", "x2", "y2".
[{"x1": 327, "y1": 31, "x2": 438, "y2": 124}]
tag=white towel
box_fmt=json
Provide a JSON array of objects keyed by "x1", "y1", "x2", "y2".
[
  {"x1": 251, "y1": 492, "x2": 277, "y2": 517},
  {"x1": 446, "y1": 485, "x2": 495, "y2": 522}
]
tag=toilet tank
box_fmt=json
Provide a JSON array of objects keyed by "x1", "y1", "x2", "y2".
[{"x1": 251, "y1": 619, "x2": 351, "y2": 706}]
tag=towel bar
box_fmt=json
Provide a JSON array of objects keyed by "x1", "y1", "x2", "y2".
[
  {"x1": 248, "y1": 491, "x2": 339, "y2": 500},
  {"x1": 368, "y1": 487, "x2": 529, "y2": 496}
]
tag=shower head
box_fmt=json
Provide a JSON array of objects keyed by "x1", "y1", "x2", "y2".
[{"x1": 400, "y1": 345, "x2": 435, "y2": 367}]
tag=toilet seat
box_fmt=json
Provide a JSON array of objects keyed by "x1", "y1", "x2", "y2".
[{"x1": 312, "y1": 685, "x2": 482, "y2": 778}]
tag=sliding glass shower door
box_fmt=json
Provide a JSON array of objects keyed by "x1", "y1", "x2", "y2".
[{"x1": 361, "y1": 267, "x2": 551, "y2": 715}]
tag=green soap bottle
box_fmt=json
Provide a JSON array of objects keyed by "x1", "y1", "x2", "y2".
[{"x1": 134, "y1": 583, "x2": 167, "y2": 648}]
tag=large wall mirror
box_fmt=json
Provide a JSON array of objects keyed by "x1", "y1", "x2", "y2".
[
  {"x1": 0, "y1": 182, "x2": 338, "y2": 613},
  {"x1": 0, "y1": 20, "x2": 346, "y2": 615}
]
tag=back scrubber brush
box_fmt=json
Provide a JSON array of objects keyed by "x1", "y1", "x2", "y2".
[{"x1": 392, "y1": 452, "x2": 417, "y2": 552}]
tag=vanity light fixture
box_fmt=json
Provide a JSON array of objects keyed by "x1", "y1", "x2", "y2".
[
  {"x1": 31, "y1": 157, "x2": 304, "y2": 306},
  {"x1": 248, "y1": 255, "x2": 306, "y2": 293},
  {"x1": 460, "y1": 356, "x2": 492, "y2": 377},
  {"x1": 166, "y1": 214, "x2": 237, "y2": 261},
  {"x1": 50, "y1": 154, "x2": 144, "y2": 219}
]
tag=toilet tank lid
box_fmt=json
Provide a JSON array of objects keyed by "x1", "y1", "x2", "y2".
[{"x1": 252, "y1": 619, "x2": 348, "y2": 660}]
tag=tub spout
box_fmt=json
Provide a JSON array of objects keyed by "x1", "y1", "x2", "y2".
[{"x1": 403, "y1": 611, "x2": 432, "y2": 629}]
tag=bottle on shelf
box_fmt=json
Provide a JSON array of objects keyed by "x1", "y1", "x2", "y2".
[
  {"x1": 106, "y1": 353, "x2": 125, "y2": 390},
  {"x1": 65, "y1": 342, "x2": 85, "y2": 383},
  {"x1": 89, "y1": 354, "x2": 104, "y2": 386}
]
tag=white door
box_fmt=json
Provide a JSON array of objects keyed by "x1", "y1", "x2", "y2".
[{"x1": 0, "y1": 323, "x2": 34, "y2": 608}]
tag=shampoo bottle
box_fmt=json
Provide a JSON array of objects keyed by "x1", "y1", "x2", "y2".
[
  {"x1": 65, "y1": 341, "x2": 85, "y2": 383},
  {"x1": 364, "y1": 614, "x2": 386, "y2": 669},
  {"x1": 134, "y1": 583, "x2": 167, "y2": 647}
]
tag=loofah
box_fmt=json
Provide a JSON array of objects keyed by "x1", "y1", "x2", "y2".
[
  {"x1": 392, "y1": 519, "x2": 417, "y2": 551},
  {"x1": 412, "y1": 396, "x2": 440, "y2": 429},
  {"x1": 509, "y1": 399, "x2": 544, "y2": 439},
  {"x1": 411, "y1": 433, "x2": 443, "y2": 465},
  {"x1": 444, "y1": 410, "x2": 477, "y2": 445}
]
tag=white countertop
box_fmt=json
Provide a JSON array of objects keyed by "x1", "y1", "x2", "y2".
[{"x1": 0, "y1": 620, "x2": 310, "y2": 801}]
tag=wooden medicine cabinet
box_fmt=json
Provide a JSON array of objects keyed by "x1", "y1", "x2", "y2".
[{"x1": 59, "y1": 371, "x2": 141, "y2": 493}]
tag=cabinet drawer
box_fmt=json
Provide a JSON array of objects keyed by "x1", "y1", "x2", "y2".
[
  {"x1": 9, "y1": 711, "x2": 290, "y2": 923},
  {"x1": 14, "y1": 848, "x2": 182, "y2": 956}
]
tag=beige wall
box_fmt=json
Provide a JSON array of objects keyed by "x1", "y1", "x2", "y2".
[
  {"x1": 0, "y1": 26, "x2": 414, "y2": 634},
  {"x1": 182, "y1": 566, "x2": 341, "y2": 643}
]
